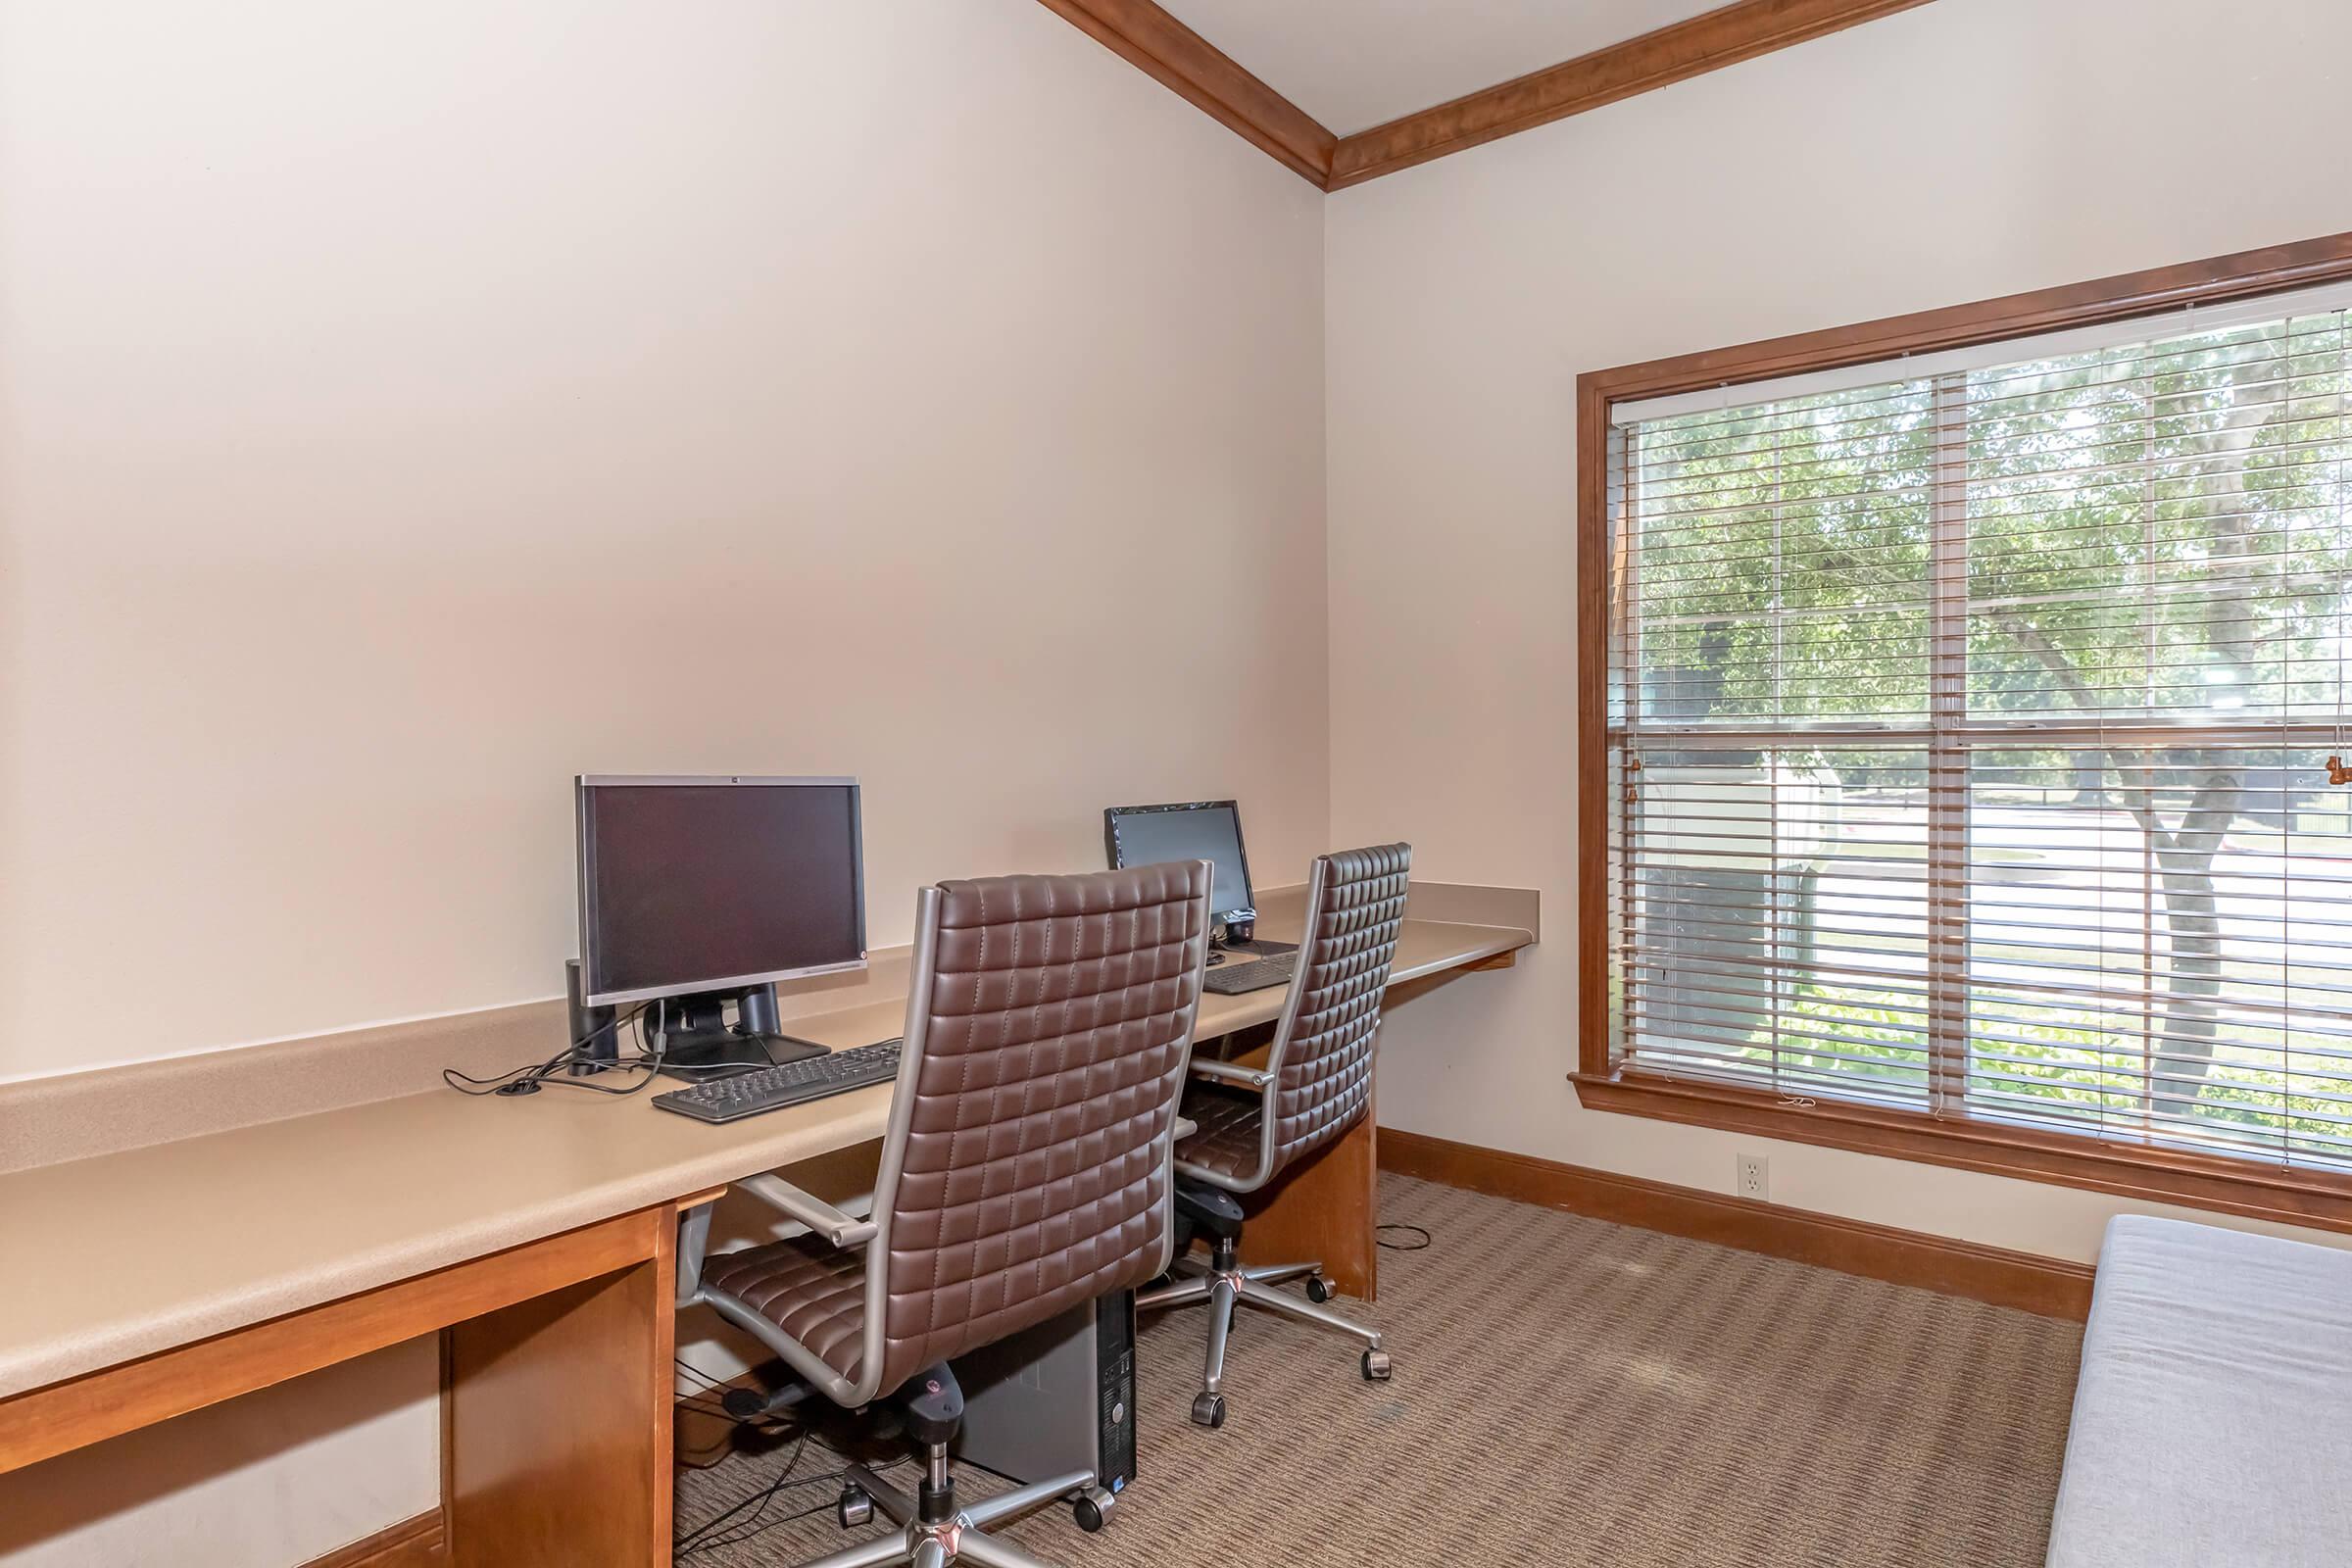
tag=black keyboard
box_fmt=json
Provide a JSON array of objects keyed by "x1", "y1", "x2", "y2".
[
  {"x1": 1227, "y1": 937, "x2": 1297, "y2": 957},
  {"x1": 1202, "y1": 953, "x2": 1297, "y2": 996},
  {"x1": 653, "y1": 1040, "x2": 904, "y2": 1124}
]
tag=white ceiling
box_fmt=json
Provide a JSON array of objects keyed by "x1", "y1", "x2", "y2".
[{"x1": 1159, "y1": 0, "x2": 1727, "y2": 137}]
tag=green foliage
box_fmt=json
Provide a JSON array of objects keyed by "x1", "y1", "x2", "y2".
[
  {"x1": 1633, "y1": 313, "x2": 2352, "y2": 722},
  {"x1": 1730, "y1": 985, "x2": 2352, "y2": 1165},
  {"x1": 1628, "y1": 310, "x2": 2352, "y2": 1159}
]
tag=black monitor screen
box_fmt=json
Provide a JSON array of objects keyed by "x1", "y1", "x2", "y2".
[
  {"x1": 577, "y1": 778, "x2": 865, "y2": 1004},
  {"x1": 1104, "y1": 802, "x2": 1254, "y2": 921}
]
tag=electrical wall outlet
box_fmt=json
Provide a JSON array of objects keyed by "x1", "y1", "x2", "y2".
[{"x1": 1736, "y1": 1152, "x2": 1769, "y2": 1201}]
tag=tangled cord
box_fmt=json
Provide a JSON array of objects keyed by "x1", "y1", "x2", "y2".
[{"x1": 441, "y1": 1002, "x2": 664, "y2": 1098}]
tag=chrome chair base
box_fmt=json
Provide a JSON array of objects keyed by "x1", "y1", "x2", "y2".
[
  {"x1": 804, "y1": 1454, "x2": 1112, "y2": 1568},
  {"x1": 1137, "y1": 1250, "x2": 1391, "y2": 1428}
]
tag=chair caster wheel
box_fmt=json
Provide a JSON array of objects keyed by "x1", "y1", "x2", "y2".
[
  {"x1": 1073, "y1": 1486, "x2": 1115, "y2": 1533},
  {"x1": 1305, "y1": 1273, "x2": 1334, "y2": 1303},
  {"x1": 1361, "y1": 1348, "x2": 1393, "y2": 1382},
  {"x1": 1191, "y1": 1392, "x2": 1227, "y2": 1429},
  {"x1": 837, "y1": 1486, "x2": 873, "y2": 1529}
]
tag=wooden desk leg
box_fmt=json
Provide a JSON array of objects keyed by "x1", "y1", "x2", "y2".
[
  {"x1": 1240, "y1": 1113, "x2": 1379, "y2": 1301},
  {"x1": 444, "y1": 1220, "x2": 675, "y2": 1566}
]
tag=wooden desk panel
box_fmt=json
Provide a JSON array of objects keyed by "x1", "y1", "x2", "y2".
[
  {"x1": 443, "y1": 1210, "x2": 677, "y2": 1568},
  {"x1": 0, "y1": 1206, "x2": 662, "y2": 1478},
  {"x1": 2, "y1": 1204, "x2": 684, "y2": 1566},
  {"x1": 0, "y1": 911, "x2": 1531, "y2": 1404},
  {"x1": 1242, "y1": 1110, "x2": 1381, "y2": 1298}
]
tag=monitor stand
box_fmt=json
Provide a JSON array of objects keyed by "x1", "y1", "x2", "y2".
[{"x1": 653, "y1": 983, "x2": 830, "y2": 1077}]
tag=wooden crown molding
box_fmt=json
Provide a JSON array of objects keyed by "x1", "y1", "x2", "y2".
[
  {"x1": 1326, "y1": 0, "x2": 1936, "y2": 189},
  {"x1": 1034, "y1": 0, "x2": 1336, "y2": 185},
  {"x1": 1381, "y1": 1127, "x2": 2093, "y2": 1320},
  {"x1": 1037, "y1": 0, "x2": 1935, "y2": 193}
]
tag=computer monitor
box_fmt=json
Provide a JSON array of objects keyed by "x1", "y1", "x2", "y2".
[
  {"x1": 575, "y1": 775, "x2": 865, "y2": 1071},
  {"x1": 1102, "y1": 800, "x2": 1257, "y2": 929}
]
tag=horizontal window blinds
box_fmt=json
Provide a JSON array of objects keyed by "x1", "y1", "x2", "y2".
[{"x1": 1607, "y1": 299, "x2": 2352, "y2": 1169}]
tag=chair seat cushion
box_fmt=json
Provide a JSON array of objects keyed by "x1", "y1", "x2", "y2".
[
  {"x1": 1176, "y1": 1084, "x2": 1264, "y2": 1186},
  {"x1": 702, "y1": 1237, "x2": 867, "y2": 1383}
]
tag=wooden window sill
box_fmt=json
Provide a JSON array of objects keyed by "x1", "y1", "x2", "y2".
[{"x1": 1571, "y1": 1068, "x2": 2352, "y2": 1239}]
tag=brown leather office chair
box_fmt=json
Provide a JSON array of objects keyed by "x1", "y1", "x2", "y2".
[
  {"x1": 1138, "y1": 843, "x2": 1410, "y2": 1427},
  {"x1": 676, "y1": 862, "x2": 1211, "y2": 1568}
]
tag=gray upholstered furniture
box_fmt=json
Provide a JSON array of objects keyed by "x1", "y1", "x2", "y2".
[
  {"x1": 1140, "y1": 842, "x2": 1410, "y2": 1428},
  {"x1": 2044, "y1": 1215, "x2": 2352, "y2": 1568},
  {"x1": 678, "y1": 863, "x2": 1211, "y2": 1568}
]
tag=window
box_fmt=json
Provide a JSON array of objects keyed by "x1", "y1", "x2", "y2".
[{"x1": 1578, "y1": 237, "x2": 2352, "y2": 1226}]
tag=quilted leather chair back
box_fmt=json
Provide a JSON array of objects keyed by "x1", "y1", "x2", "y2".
[
  {"x1": 872, "y1": 861, "x2": 1209, "y2": 1392},
  {"x1": 1262, "y1": 844, "x2": 1411, "y2": 1183}
]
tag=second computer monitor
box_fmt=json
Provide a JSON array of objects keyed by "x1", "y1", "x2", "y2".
[{"x1": 1103, "y1": 800, "x2": 1256, "y2": 927}]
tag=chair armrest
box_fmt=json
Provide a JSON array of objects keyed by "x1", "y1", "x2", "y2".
[
  {"x1": 1189, "y1": 1058, "x2": 1272, "y2": 1091},
  {"x1": 737, "y1": 1172, "x2": 879, "y2": 1249}
]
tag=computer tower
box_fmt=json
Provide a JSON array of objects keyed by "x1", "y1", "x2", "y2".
[{"x1": 953, "y1": 1292, "x2": 1136, "y2": 1497}]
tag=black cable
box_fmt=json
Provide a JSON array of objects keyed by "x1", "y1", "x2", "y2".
[
  {"x1": 439, "y1": 1006, "x2": 648, "y2": 1088},
  {"x1": 673, "y1": 1356, "x2": 731, "y2": 1393},
  {"x1": 674, "y1": 1428, "x2": 824, "y2": 1557},
  {"x1": 440, "y1": 1000, "x2": 663, "y2": 1097},
  {"x1": 679, "y1": 1494, "x2": 839, "y2": 1559},
  {"x1": 674, "y1": 1401, "x2": 789, "y2": 1466},
  {"x1": 673, "y1": 1413, "x2": 920, "y2": 1558},
  {"x1": 675, "y1": 1428, "x2": 805, "y2": 1544},
  {"x1": 676, "y1": 1468, "x2": 804, "y2": 1555},
  {"x1": 439, "y1": 1049, "x2": 663, "y2": 1095},
  {"x1": 670, "y1": 1355, "x2": 878, "y2": 1536},
  {"x1": 1376, "y1": 1223, "x2": 1432, "y2": 1250},
  {"x1": 670, "y1": 1358, "x2": 804, "y2": 1463},
  {"x1": 671, "y1": 1357, "x2": 837, "y2": 1461},
  {"x1": 680, "y1": 1451, "x2": 920, "y2": 1560}
]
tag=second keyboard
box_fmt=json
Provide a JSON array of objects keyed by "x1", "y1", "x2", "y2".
[{"x1": 1202, "y1": 952, "x2": 1298, "y2": 996}]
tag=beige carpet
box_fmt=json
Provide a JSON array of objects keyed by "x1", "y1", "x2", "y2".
[{"x1": 677, "y1": 1172, "x2": 2082, "y2": 1565}]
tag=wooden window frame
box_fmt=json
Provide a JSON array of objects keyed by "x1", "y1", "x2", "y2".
[{"x1": 1573, "y1": 230, "x2": 2352, "y2": 1237}]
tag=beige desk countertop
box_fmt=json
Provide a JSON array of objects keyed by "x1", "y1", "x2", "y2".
[{"x1": 0, "y1": 911, "x2": 1531, "y2": 1399}]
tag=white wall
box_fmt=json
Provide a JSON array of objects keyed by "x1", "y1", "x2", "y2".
[
  {"x1": 0, "y1": 0, "x2": 1328, "y2": 1084},
  {"x1": 1325, "y1": 0, "x2": 2352, "y2": 1265},
  {"x1": 0, "y1": 2, "x2": 1324, "y2": 1562},
  {"x1": 0, "y1": 1341, "x2": 438, "y2": 1568}
]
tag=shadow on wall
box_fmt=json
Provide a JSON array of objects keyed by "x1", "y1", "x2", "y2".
[{"x1": 0, "y1": 1337, "x2": 439, "y2": 1567}]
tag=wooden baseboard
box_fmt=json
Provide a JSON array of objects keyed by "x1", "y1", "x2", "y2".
[
  {"x1": 1379, "y1": 1128, "x2": 2094, "y2": 1320},
  {"x1": 300, "y1": 1511, "x2": 445, "y2": 1568}
]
